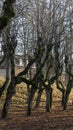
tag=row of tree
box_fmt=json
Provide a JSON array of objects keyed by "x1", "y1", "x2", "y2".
[{"x1": 0, "y1": 0, "x2": 73, "y2": 118}]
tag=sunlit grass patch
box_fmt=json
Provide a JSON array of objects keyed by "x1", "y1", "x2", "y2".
[
  {"x1": 12, "y1": 83, "x2": 28, "y2": 108},
  {"x1": 0, "y1": 77, "x2": 73, "y2": 111},
  {"x1": 0, "y1": 76, "x2": 5, "y2": 87}
]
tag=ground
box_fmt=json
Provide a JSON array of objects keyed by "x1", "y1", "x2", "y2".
[
  {"x1": 0, "y1": 101, "x2": 73, "y2": 130},
  {"x1": 0, "y1": 78, "x2": 73, "y2": 130}
]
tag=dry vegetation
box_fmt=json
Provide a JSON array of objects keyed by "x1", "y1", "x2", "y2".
[{"x1": 0, "y1": 77, "x2": 73, "y2": 130}]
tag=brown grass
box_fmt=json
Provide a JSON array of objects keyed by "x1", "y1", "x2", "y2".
[{"x1": 0, "y1": 77, "x2": 73, "y2": 130}]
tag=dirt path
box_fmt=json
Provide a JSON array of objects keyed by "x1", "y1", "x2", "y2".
[{"x1": 0, "y1": 102, "x2": 73, "y2": 130}]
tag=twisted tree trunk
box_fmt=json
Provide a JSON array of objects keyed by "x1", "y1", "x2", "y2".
[
  {"x1": 63, "y1": 79, "x2": 72, "y2": 110},
  {"x1": 1, "y1": 53, "x2": 16, "y2": 118}
]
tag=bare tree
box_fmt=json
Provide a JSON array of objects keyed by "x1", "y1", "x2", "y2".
[{"x1": 0, "y1": 0, "x2": 73, "y2": 118}]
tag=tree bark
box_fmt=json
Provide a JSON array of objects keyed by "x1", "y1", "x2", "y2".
[
  {"x1": 63, "y1": 80, "x2": 72, "y2": 110},
  {"x1": 1, "y1": 53, "x2": 15, "y2": 118},
  {"x1": 35, "y1": 88, "x2": 43, "y2": 109},
  {"x1": 27, "y1": 84, "x2": 37, "y2": 115}
]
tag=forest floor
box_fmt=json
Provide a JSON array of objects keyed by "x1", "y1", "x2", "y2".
[
  {"x1": 0, "y1": 102, "x2": 73, "y2": 130},
  {"x1": 0, "y1": 77, "x2": 73, "y2": 130}
]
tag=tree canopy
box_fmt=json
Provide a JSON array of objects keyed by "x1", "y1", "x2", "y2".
[{"x1": 0, "y1": 0, "x2": 73, "y2": 118}]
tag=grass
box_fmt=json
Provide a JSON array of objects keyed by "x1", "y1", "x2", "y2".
[
  {"x1": 0, "y1": 77, "x2": 73, "y2": 111},
  {"x1": 1, "y1": 79, "x2": 73, "y2": 130},
  {"x1": 0, "y1": 77, "x2": 28, "y2": 109}
]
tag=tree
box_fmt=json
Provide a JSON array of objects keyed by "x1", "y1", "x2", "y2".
[
  {"x1": 0, "y1": 0, "x2": 16, "y2": 30},
  {"x1": 0, "y1": 0, "x2": 73, "y2": 118}
]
